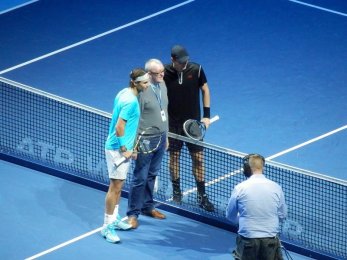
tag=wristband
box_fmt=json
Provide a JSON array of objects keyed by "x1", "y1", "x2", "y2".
[{"x1": 203, "y1": 107, "x2": 210, "y2": 118}]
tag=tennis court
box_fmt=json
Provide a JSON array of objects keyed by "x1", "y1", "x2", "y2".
[{"x1": 1, "y1": 0, "x2": 346, "y2": 259}]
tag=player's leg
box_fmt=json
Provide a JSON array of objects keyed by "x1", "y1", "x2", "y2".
[
  {"x1": 101, "y1": 150, "x2": 131, "y2": 243},
  {"x1": 110, "y1": 178, "x2": 133, "y2": 231},
  {"x1": 190, "y1": 149, "x2": 204, "y2": 182},
  {"x1": 169, "y1": 124, "x2": 184, "y2": 203},
  {"x1": 188, "y1": 145, "x2": 214, "y2": 212},
  {"x1": 104, "y1": 179, "x2": 119, "y2": 220},
  {"x1": 101, "y1": 179, "x2": 122, "y2": 243},
  {"x1": 170, "y1": 148, "x2": 182, "y2": 202}
]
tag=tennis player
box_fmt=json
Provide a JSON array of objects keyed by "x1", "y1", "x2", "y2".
[
  {"x1": 101, "y1": 68, "x2": 149, "y2": 243},
  {"x1": 226, "y1": 154, "x2": 287, "y2": 259},
  {"x1": 164, "y1": 45, "x2": 214, "y2": 212}
]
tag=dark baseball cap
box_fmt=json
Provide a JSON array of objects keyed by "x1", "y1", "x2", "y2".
[{"x1": 171, "y1": 45, "x2": 189, "y2": 63}]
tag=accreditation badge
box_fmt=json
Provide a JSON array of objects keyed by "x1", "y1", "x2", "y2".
[{"x1": 161, "y1": 110, "x2": 167, "y2": 122}]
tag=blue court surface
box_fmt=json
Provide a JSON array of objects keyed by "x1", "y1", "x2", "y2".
[
  {"x1": 0, "y1": 159, "x2": 314, "y2": 260},
  {"x1": 0, "y1": 0, "x2": 346, "y2": 180},
  {"x1": 0, "y1": 0, "x2": 346, "y2": 259}
]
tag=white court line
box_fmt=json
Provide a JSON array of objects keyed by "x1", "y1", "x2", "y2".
[
  {"x1": 288, "y1": 0, "x2": 347, "y2": 17},
  {"x1": 203, "y1": 125, "x2": 347, "y2": 189},
  {"x1": 0, "y1": 0, "x2": 39, "y2": 15},
  {"x1": 266, "y1": 125, "x2": 347, "y2": 160},
  {"x1": 25, "y1": 227, "x2": 103, "y2": 260},
  {"x1": 0, "y1": 0, "x2": 195, "y2": 75}
]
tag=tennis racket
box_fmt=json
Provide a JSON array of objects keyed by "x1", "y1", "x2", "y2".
[
  {"x1": 114, "y1": 126, "x2": 163, "y2": 167},
  {"x1": 183, "y1": 115, "x2": 219, "y2": 141}
]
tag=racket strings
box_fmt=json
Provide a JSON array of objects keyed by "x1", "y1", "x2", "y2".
[
  {"x1": 137, "y1": 134, "x2": 162, "y2": 153},
  {"x1": 185, "y1": 121, "x2": 204, "y2": 139}
]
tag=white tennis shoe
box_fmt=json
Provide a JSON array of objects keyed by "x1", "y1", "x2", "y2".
[{"x1": 101, "y1": 224, "x2": 120, "y2": 243}]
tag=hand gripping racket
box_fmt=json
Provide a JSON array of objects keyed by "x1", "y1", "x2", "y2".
[
  {"x1": 114, "y1": 126, "x2": 163, "y2": 167},
  {"x1": 183, "y1": 115, "x2": 219, "y2": 141}
]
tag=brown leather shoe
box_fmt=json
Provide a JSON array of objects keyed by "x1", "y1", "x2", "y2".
[
  {"x1": 128, "y1": 216, "x2": 139, "y2": 229},
  {"x1": 143, "y1": 209, "x2": 166, "y2": 219}
]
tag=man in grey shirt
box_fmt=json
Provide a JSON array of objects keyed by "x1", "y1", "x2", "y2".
[
  {"x1": 127, "y1": 59, "x2": 169, "y2": 229},
  {"x1": 226, "y1": 154, "x2": 287, "y2": 259}
]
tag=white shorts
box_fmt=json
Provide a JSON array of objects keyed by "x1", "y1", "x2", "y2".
[{"x1": 105, "y1": 149, "x2": 130, "y2": 180}]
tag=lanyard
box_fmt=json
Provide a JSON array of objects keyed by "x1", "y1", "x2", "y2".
[{"x1": 151, "y1": 84, "x2": 162, "y2": 110}]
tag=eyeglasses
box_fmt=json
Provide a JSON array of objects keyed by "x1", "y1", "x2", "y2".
[{"x1": 149, "y1": 70, "x2": 164, "y2": 76}]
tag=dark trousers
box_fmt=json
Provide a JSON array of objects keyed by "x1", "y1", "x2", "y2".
[
  {"x1": 232, "y1": 235, "x2": 283, "y2": 260},
  {"x1": 127, "y1": 133, "x2": 166, "y2": 217}
]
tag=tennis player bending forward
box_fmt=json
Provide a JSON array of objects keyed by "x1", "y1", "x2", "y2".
[
  {"x1": 101, "y1": 69, "x2": 149, "y2": 243},
  {"x1": 226, "y1": 154, "x2": 287, "y2": 259}
]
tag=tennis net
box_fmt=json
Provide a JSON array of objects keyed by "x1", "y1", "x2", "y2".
[{"x1": 1, "y1": 77, "x2": 346, "y2": 259}]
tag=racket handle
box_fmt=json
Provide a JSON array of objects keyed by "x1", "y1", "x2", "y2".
[
  {"x1": 114, "y1": 156, "x2": 126, "y2": 167},
  {"x1": 210, "y1": 115, "x2": 220, "y2": 124}
]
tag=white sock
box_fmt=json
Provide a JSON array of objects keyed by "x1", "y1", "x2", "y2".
[
  {"x1": 113, "y1": 205, "x2": 119, "y2": 218},
  {"x1": 104, "y1": 213, "x2": 116, "y2": 227}
]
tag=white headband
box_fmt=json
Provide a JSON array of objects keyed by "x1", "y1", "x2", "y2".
[{"x1": 134, "y1": 73, "x2": 149, "y2": 82}]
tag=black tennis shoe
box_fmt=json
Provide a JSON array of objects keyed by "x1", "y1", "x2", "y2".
[
  {"x1": 173, "y1": 189, "x2": 182, "y2": 203},
  {"x1": 198, "y1": 194, "x2": 214, "y2": 212}
]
